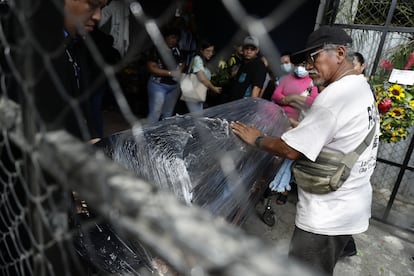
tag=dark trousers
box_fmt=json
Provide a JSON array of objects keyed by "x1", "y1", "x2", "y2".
[{"x1": 288, "y1": 226, "x2": 354, "y2": 275}]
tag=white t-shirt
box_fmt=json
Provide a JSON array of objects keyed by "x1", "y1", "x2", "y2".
[{"x1": 282, "y1": 74, "x2": 380, "y2": 235}]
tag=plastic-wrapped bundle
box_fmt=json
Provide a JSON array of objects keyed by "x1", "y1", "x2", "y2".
[
  {"x1": 72, "y1": 214, "x2": 153, "y2": 275},
  {"x1": 96, "y1": 98, "x2": 290, "y2": 223}
]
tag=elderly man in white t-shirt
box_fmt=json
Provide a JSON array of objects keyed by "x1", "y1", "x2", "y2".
[{"x1": 231, "y1": 26, "x2": 379, "y2": 275}]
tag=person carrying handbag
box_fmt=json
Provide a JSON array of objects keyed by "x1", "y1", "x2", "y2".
[{"x1": 181, "y1": 40, "x2": 222, "y2": 113}]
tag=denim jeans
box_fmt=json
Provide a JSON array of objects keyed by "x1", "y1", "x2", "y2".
[
  {"x1": 185, "y1": 100, "x2": 204, "y2": 114},
  {"x1": 147, "y1": 79, "x2": 180, "y2": 124}
]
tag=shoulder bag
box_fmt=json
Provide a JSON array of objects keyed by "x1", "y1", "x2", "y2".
[
  {"x1": 180, "y1": 57, "x2": 208, "y2": 103},
  {"x1": 292, "y1": 123, "x2": 376, "y2": 194}
]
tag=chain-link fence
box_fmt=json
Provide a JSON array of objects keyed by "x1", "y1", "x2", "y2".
[
  {"x1": 0, "y1": 0, "x2": 318, "y2": 275},
  {"x1": 331, "y1": 0, "x2": 414, "y2": 232},
  {"x1": 1, "y1": 0, "x2": 413, "y2": 275}
]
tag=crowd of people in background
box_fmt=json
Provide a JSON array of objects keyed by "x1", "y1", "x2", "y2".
[{"x1": 131, "y1": 10, "x2": 372, "y2": 128}]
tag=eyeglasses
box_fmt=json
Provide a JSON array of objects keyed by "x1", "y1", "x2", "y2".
[{"x1": 306, "y1": 48, "x2": 326, "y2": 64}]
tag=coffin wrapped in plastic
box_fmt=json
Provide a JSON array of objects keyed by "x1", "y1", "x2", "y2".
[
  {"x1": 96, "y1": 98, "x2": 290, "y2": 224},
  {"x1": 74, "y1": 98, "x2": 289, "y2": 274}
]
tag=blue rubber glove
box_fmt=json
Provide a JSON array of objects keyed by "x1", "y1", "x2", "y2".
[{"x1": 269, "y1": 159, "x2": 293, "y2": 193}]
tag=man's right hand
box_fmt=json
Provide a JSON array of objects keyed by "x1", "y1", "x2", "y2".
[{"x1": 230, "y1": 121, "x2": 262, "y2": 146}]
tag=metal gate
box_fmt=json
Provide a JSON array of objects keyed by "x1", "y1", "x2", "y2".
[{"x1": 324, "y1": 0, "x2": 414, "y2": 232}]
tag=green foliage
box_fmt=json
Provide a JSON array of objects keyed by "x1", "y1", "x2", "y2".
[
  {"x1": 371, "y1": 39, "x2": 414, "y2": 85},
  {"x1": 211, "y1": 59, "x2": 231, "y2": 87}
]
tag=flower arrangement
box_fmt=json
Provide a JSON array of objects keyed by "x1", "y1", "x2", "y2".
[
  {"x1": 375, "y1": 83, "x2": 414, "y2": 143},
  {"x1": 373, "y1": 43, "x2": 414, "y2": 143}
]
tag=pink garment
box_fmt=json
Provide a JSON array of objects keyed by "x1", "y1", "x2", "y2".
[{"x1": 271, "y1": 74, "x2": 318, "y2": 121}]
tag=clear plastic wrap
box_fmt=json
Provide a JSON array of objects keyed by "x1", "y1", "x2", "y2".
[{"x1": 96, "y1": 98, "x2": 290, "y2": 224}]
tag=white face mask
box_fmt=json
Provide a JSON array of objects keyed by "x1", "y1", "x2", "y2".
[
  {"x1": 294, "y1": 66, "x2": 308, "y2": 78},
  {"x1": 281, "y1": 63, "x2": 292, "y2": 73}
]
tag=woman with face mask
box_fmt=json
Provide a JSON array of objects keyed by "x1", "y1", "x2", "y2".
[
  {"x1": 272, "y1": 63, "x2": 319, "y2": 126},
  {"x1": 270, "y1": 62, "x2": 319, "y2": 205},
  {"x1": 280, "y1": 53, "x2": 293, "y2": 72},
  {"x1": 277, "y1": 53, "x2": 293, "y2": 84},
  {"x1": 281, "y1": 63, "x2": 293, "y2": 74}
]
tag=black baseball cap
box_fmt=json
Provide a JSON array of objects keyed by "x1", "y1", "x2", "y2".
[{"x1": 291, "y1": 26, "x2": 353, "y2": 64}]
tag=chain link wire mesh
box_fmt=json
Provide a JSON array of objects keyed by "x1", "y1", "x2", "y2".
[
  {"x1": 1, "y1": 0, "x2": 414, "y2": 275},
  {"x1": 0, "y1": 95, "x2": 308, "y2": 275},
  {"x1": 0, "y1": 0, "x2": 317, "y2": 275},
  {"x1": 353, "y1": 0, "x2": 414, "y2": 27}
]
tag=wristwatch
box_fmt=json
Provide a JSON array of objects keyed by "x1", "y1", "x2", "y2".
[{"x1": 255, "y1": 135, "x2": 265, "y2": 148}]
